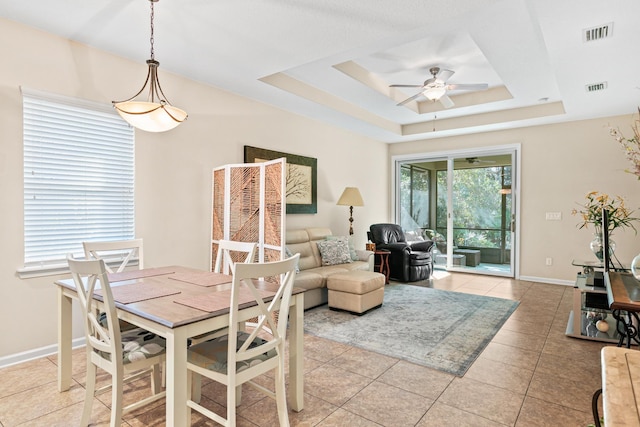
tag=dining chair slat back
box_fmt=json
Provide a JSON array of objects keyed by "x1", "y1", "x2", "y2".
[
  {"x1": 83, "y1": 238, "x2": 144, "y2": 274},
  {"x1": 186, "y1": 254, "x2": 300, "y2": 427},
  {"x1": 67, "y1": 255, "x2": 166, "y2": 426},
  {"x1": 212, "y1": 240, "x2": 258, "y2": 274}
]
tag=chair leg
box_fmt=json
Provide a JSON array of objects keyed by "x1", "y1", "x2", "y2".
[
  {"x1": 151, "y1": 363, "x2": 162, "y2": 394},
  {"x1": 192, "y1": 373, "x2": 202, "y2": 403},
  {"x1": 110, "y1": 370, "x2": 124, "y2": 427},
  {"x1": 274, "y1": 361, "x2": 290, "y2": 427},
  {"x1": 81, "y1": 363, "x2": 97, "y2": 426},
  {"x1": 226, "y1": 378, "x2": 237, "y2": 426}
]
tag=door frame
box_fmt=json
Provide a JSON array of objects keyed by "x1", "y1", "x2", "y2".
[{"x1": 391, "y1": 143, "x2": 521, "y2": 279}]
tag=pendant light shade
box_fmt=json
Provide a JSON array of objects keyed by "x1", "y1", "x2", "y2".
[{"x1": 113, "y1": 0, "x2": 187, "y2": 132}]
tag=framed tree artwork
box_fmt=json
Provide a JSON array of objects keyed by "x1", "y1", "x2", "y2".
[{"x1": 244, "y1": 146, "x2": 317, "y2": 214}]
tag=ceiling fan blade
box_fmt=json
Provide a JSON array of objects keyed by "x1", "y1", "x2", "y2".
[
  {"x1": 390, "y1": 84, "x2": 424, "y2": 88},
  {"x1": 446, "y1": 83, "x2": 488, "y2": 91},
  {"x1": 439, "y1": 95, "x2": 455, "y2": 109},
  {"x1": 436, "y1": 69, "x2": 455, "y2": 82},
  {"x1": 397, "y1": 91, "x2": 424, "y2": 106}
]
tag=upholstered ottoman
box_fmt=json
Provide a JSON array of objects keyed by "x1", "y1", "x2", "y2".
[{"x1": 327, "y1": 270, "x2": 385, "y2": 314}]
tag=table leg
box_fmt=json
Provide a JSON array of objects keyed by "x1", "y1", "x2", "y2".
[
  {"x1": 288, "y1": 293, "x2": 304, "y2": 412},
  {"x1": 613, "y1": 309, "x2": 640, "y2": 348},
  {"x1": 166, "y1": 329, "x2": 190, "y2": 426},
  {"x1": 57, "y1": 288, "x2": 72, "y2": 392}
]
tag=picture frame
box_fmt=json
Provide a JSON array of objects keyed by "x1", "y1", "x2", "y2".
[{"x1": 244, "y1": 146, "x2": 317, "y2": 214}]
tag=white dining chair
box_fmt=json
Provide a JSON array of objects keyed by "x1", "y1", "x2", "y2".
[
  {"x1": 83, "y1": 238, "x2": 144, "y2": 273},
  {"x1": 67, "y1": 255, "x2": 166, "y2": 427},
  {"x1": 186, "y1": 254, "x2": 299, "y2": 427},
  {"x1": 212, "y1": 239, "x2": 258, "y2": 274},
  {"x1": 191, "y1": 240, "x2": 258, "y2": 402}
]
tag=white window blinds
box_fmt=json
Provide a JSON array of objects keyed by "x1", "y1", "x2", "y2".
[{"x1": 22, "y1": 88, "x2": 135, "y2": 270}]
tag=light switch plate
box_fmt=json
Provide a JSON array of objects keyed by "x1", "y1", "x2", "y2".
[{"x1": 545, "y1": 212, "x2": 562, "y2": 220}]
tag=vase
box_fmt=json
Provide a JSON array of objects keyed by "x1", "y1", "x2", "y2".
[
  {"x1": 590, "y1": 233, "x2": 615, "y2": 261},
  {"x1": 632, "y1": 253, "x2": 640, "y2": 280}
]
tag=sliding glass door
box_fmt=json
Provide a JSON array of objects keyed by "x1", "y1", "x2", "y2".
[{"x1": 396, "y1": 149, "x2": 517, "y2": 277}]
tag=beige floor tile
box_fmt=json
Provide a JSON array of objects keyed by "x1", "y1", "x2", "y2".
[
  {"x1": 438, "y1": 377, "x2": 524, "y2": 425},
  {"x1": 515, "y1": 395, "x2": 595, "y2": 427},
  {"x1": 464, "y1": 356, "x2": 534, "y2": 394},
  {"x1": 328, "y1": 347, "x2": 398, "y2": 379},
  {"x1": 491, "y1": 328, "x2": 547, "y2": 352},
  {"x1": 304, "y1": 335, "x2": 352, "y2": 363},
  {"x1": 315, "y1": 408, "x2": 381, "y2": 426},
  {"x1": 416, "y1": 402, "x2": 508, "y2": 427},
  {"x1": 0, "y1": 358, "x2": 59, "y2": 399},
  {"x1": 304, "y1": 364, "x2": 372, "y2": 406},
  {"x1": 0, "y1": 380, "x2": 86, "y2": 426},
  {"x1": 342, "y1": 381, "x2": 433, "y2": 427},
  {"x1": 14, "y1": 400, "x2": 117, "y2": 427},
  {"x1": 527, "y1": 370, "x2": 599, "y2": 413},
  {"x1": 377, "y1": 360, "x2": 454, "y2": 400},
  {"x1": 476, "y1": 342, "x2": 542, "y2": 372},
  {"x1": 535, "y1": 351, "x2": 602, "y2": 383},
  {"x1": 238, "y1": 392, "x2": 337, "y2": 427}
]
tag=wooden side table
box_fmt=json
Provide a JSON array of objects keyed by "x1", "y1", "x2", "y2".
[{"x1": 374, "y1": 250, "x2": 391, "y2": 284}]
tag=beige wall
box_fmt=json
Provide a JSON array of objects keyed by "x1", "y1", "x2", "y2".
[
  {"x1": 0, "y1": 19, "x2": 388, "y2": 361},
  {"x1": 389, "y1": 118, "x2": 640, "y2": 283}
]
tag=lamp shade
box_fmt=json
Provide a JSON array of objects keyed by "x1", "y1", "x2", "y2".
[
  {"x1": 337, "y1": 187, "x2": 364, "y2": 207},
  {"x1": 114, "y1": 101, "x2": 187, "y2": 133}
]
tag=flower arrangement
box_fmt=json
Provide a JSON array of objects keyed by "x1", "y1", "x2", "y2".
[
  {"x1": 571, "y1": 191, "x2": 638, "y2": 234},
  {"x1": 609, "y1": 108, "x2": 640, "y2": 180}
]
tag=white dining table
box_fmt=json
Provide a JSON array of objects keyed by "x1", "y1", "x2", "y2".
[{"x1": 55, "y1": 265, "x2": 305, "y2": 426}]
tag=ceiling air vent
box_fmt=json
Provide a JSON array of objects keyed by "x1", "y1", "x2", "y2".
[
  {"x1": 585, "y1": 82, "x2": 608, "y2": 92},
  {"x1": 583, "y1": 22, "x2": 613, "y2": 42}
]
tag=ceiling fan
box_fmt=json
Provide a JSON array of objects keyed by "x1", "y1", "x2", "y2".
[
  {"x1": 455, "y1": 157, "x2": 497, "y2": 165},
  {"x1": 390, "y1": 66, "x2": 488, "y2": 108}
]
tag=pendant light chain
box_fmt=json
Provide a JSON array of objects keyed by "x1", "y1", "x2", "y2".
[{"x1": 149, "y1": 0, "x2": 155, "y2": 61}]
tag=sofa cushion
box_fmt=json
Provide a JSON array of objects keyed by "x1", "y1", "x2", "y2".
[
  {"x1": 317, "y1": 239, "x2": 352, "y2": 266},
  {"x1": 286, "y1": 229, "x2": 321, "y2": 270},
  {"x1": 290, "y1": 271, "x2": 324, "y2": 291},
  {"x1": 326, "y1": 235, "x2": 358, "y2": 261}
]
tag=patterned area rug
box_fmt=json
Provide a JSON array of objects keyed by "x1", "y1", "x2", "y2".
[{"x1": 304, "y1": 284, "x2": 519, "y2": 376}]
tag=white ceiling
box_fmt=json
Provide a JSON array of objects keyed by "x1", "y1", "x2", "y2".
[{"x1": 2, "y1": 0, "x2": 639, "y2": 143}]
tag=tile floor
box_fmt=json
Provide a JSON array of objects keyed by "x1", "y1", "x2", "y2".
[{"x1": 0, "y1": 272, "x2": 609, "y2": 426}]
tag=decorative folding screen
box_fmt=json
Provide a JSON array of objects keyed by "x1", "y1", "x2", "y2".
[{"x1": 211, "y1": 158, "x2": 286, "y2": 270}]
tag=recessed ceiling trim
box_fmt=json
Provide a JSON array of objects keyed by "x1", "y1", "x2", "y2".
[
  {"x1": 334, "y1": 60, "x2": 419, "y2": 113},
  {"x1": 260, "y1": 72, "x2": 402, "y2": 134},
  {"x1": 402, "y1": 102, "x2": 565, "y2": 135}
]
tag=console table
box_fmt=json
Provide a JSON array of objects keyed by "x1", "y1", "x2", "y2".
[{"x1": 565, "y1": 272, "x2": 619, "y2": 343}]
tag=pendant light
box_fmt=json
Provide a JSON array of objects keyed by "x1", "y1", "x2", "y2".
[{"x1": 113, "y1": 0, "x2": 187, "y2": 132}]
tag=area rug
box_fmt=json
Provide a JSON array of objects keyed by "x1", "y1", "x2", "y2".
[{"x1": 303, "y1": 284, "x2": 519, "y2": 376}]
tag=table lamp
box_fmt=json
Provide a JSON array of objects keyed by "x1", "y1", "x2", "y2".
[{"x1": 337, "y1": 187, "x2": 364, "y2": 235}]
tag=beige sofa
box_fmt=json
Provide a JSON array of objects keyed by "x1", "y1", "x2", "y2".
[{"x1": 286, "y1": 227, "x2": 374, "y2": 309}]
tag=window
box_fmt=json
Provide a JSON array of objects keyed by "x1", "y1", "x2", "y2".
[{"x1": 20, "y1": 88, "x2": 134, "y2": 276}]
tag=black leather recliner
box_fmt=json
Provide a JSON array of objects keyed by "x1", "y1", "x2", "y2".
[{"x1": 368, "y1": 223, "x2": 434, "y2": 282}]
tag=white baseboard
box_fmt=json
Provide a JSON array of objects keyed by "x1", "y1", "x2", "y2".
[
  {"x1": 0, "y1": 337, "x2": 86, "y2": 369},
  {"x1": 519, "y1": 275, "x2": 574, "y2": 286}
]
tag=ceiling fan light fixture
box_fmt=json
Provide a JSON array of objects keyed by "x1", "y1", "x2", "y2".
[
  {"x1": 424, "y1": 86, "x2": 447, "y2": 101},
  {"x1": 112, "y1": 0, "x2": 187, "y2": 133}
]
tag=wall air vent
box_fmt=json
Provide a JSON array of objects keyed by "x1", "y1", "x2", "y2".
[
  {"x1": 585, "y1": 82, "x2": 608, "y2": 92},
  {"x1": 583, "y1": 22, "x2": 613, "y2": 42}
]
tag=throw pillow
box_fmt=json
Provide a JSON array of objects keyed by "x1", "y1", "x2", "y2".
[
  {"x1": 284, "y1": 246, "x2": 300, "y2": 273},
  {"x1": 316, "y1": 239, "x2": 352, "y2": 266},
  {"x1": 326, "y1": 235, "x2": 358, "y2": 261}
]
